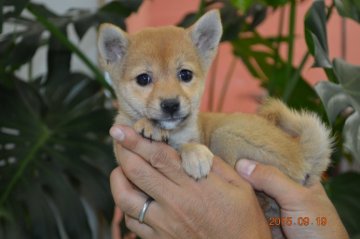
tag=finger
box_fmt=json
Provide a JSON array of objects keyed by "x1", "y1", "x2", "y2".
[
  {"x1": 235, "y1": 159, "x2": 305, "y2": 206},
  {"x1": 124, "y1": 215, "x2": 156, "y2": 239},
  {"x1": 110, "y1": 125, "x2": 190, "y2": 185},
  {"x1": 211, "y1": 156, "x2": 250, "y2": 188},
  {"x1": 110, "y1": 167, "x2": 163, "y2": 226},
  {"x1": 113, "y1": 142, "x2": 183, "y2": 202},
  {"x1": 111, "y1": 207, "x2": 123, "y2": 239}
]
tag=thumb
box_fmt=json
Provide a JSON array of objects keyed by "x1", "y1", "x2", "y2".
[{"x1": 235, "y1": 159, "x2": 305, "y2": 206}]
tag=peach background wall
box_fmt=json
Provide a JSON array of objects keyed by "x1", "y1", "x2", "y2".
[{"x1": 126, "y1": 0, "x2": 360, "y2": 113}]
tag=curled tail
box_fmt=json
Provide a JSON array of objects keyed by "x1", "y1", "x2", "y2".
[{"x1": 258, "y1": 98, "x2": 333, "y2": 185}]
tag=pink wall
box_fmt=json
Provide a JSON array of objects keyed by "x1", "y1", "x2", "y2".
[{"x1": 126, "y1": 0, "x2": 360, "y2": 113}]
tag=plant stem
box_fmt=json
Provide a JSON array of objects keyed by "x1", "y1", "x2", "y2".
[
  {"x1": 217, "y1": 57, "x2": 237, "y2": 112},
  {"x1": 325, "y1": 68, "x2": 337, "y2": 82},
  {"x1": 270, "y1": 7, "x2": 285, "y2": 95},
  {"x1": 27, "y1": 4, "x2": 115, "y2": 98},
  {"x1": 285, "y1": 0, "x2": 296, "y2": 83},
  {"x1": 282, "y1": 1, "x2": 336, "y2": 101},
  {"x1": 283, "y1": 51, "x2": 310, "y2": 101},
  {"x1": 0, "y1": 126, "x2": 51, "y2": 206}
]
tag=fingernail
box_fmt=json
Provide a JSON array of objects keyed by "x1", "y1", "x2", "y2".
[
  {"x1": 110, "y1": 126, "x2": 125, "y2": 141},
  {"x1": 236, "y1": 159, "x2": 256, "y2": 176}
]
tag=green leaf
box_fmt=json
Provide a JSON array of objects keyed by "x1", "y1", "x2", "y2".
[
  {"x1": 248, "y1": 4, "x2": 267, "y2": 30},
  {"x1": 4, "y1": 0, "x2": 30, "y2": 15},
  {"x1": 333, "y1": 58, "x2": 360, "y2": 109},
  {"x1": 304, "y1": 0, "x2": 331, "y2": 68},
  {"x1": 73, "y1": 14, "x2": 97, "y2": 40},
  {"x1": 230, "y1": 0, "x2": 254, "y2": 12},
  {"x1": 1, "y1": 0, "x2": 30, "y2": 32},
  {"x1": 6, "y1": 31, "x2": 42, "y2": 73},
  {"x1": 220, "y1": 3, "x2": 245, "y2": 41},
  {"x1": 315, "y1": 81, "x2": 351, "y2": 123},
  {"x1": 343, "y1": 112, "x2": 360, "y2": 161},
  {"x1": 335, "y1": 0, "x2": 360, "y2": 23},
  {"x1": 232, "y1": 35, "x2": 320, "y2": 111},
  {"x1": 27, "y1": 3, "x2": 116, "y2": 97},
  {"x1": 351, "y1": 234, "x2": 360, "y2": 239},
  {"x1": 325, "y1": 172, "x2": 360, "y2": 237},
  {"x1": 263, "y1": 0, "x2": 288, "y2": 7},
  {"x1": 100, "y1": 0, "x2": 142, "y2": 18},
  {"x1": 0, "y1": 75, "x2": 115, "y2": 238},
  {"x1": 46, "y1": 30, "x2": 71, "y2": 87},
  {"x1": 315, "y1": 59, "x2": 360, "y2": 161},
  {"x1": 177, "y1": 13, "x2": 198, "y2": 28}
]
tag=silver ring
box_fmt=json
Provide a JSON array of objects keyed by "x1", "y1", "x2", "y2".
[{"x1": 138, "y1": 197, "x2": 153, "y2": 224}]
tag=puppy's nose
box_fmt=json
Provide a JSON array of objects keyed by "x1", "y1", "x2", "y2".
[{"x1": 160, "y1": 99, "x2": 180, "y2": 115}]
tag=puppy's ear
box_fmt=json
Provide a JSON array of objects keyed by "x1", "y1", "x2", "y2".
[
  {"x1": 97, "y1": 23, "x2": 128, "y2": 69},
  {"x1": 188, "y1": 10, "x2": 222, "y2": 69}
]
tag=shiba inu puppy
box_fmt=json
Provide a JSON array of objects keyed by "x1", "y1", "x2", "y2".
[{"x1": 98, "y1": 10, "x2": 332, "y2": 238}]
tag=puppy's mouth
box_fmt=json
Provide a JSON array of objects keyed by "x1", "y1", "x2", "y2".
[{"x1": 151, "y1": 115, "x2": 189, "y2": 130}]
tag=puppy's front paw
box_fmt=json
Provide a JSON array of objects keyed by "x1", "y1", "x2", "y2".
[
  {"x1": 180, "y1": 143, "x2": 214, "y2": 180},
  {"x1": 134, "y1": 118, "x2": 169, "y2": 143}
]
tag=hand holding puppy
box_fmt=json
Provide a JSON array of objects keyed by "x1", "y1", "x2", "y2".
[
  {"x1": 110, "y1": 126, "x2": 348, "y2": 239},
  {"x1": 110, "y1": 125, "x2": 271, "y2": 239}
]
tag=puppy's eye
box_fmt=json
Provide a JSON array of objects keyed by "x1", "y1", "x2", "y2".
[
  {"x1": 178, "y1": 69, "x2": 193, "y2": 83},
  {"x1": 136, "y1": 73, "x2": 152, "y2": 86}
]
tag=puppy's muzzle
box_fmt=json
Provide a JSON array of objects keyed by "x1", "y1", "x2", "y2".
[{"x1": 160, "y1": 98, "x2": 180, "y2": 115}]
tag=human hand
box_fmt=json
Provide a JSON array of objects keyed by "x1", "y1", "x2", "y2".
[
  {"x1": 236, "y1": 159, "x2": 349, "y2": 239},
  {"x1": 109, "y1": 125, "x2": 271, "y2": 239}
]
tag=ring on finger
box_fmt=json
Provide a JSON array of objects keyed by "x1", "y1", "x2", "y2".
[{"x1": 138, "y1": 197, "x2": 153, "y2": 224}]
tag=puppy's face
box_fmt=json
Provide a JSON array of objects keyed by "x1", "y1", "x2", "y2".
[{"x1": 98, "y1": 11, "x2": 222, "y2": 130}]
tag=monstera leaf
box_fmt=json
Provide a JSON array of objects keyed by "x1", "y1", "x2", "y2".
[
  {"x1": 0, "y1": 10, "x2": 117, "y2": 236},
  {"x1": 324, "y1": 172, "x2": 360, "y2": 237},
  {"x1": 304, "y1": 0, "x2": 332, "y2": 68},
  {"x1": 0, "y1": 74, "x2": 115, "y2": 238},
  {"x1": 335, "y1": 0, "x2": 360, "y2": 23},
  {"x1": 315, "y1": 59, "x2": 360, "y2": 162},
  {"x1": 0, "y1": 1, "x2": 142, "y2": 91}
]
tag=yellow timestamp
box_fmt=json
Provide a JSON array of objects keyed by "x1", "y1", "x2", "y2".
[{"x1": 267, "y1": 217, "x2": 328, "y2": 227}]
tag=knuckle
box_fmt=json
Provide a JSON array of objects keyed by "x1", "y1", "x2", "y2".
[
  {"x1": 125, "y1": 164, "x2": 144, "y2": 179},
  {"x1": 251, "y1": 164, "x2": 281, "y2": 190},
  {"x1": 127, "y1": 132, "x2": 141, "y2": 150},
  {"x1": 119, "y1": 195, "x2": 139, "y2": 216},
  {"x1": 257, "y1": 164, "x2": 280, "y2": 180},
  {"x1": 149, "y1": 148, "x2": 171, "y2": 168}
]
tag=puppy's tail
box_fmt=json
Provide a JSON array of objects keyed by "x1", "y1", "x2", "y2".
[{"x1": 258, "y1": 98, "x2": 333, "y2": 184}]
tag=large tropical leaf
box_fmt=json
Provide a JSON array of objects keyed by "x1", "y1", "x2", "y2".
[
  {"x1": 335, "y1": 0, "x2": 360, "y2": 23},
  {"x1": 304, "y1": 0, "x2": 331, "y2": 68},
  {"x1": 315, "y1": 59, "x2": 360, "y2": 162},
  {"x1": 0, "y1": 73, "x2": 115, "y2": 238},
  {"x1": 0, "y1": 0, "x2": 30, "y2": 32},
  {"x1": 73, "y1": 0, "x2": 142, "y2": 40},
  {"x1": 232, "y1": 35, "x2": 321, "y2": 111},
  {"x1": 324, "y1": 172, "x2": 360, "y2": 237},
  {"x1": 1, "y1": 1, "x2": 142, "y2": 90},
  {"x1": 0, "y1": 14, "x2": 116, "y2": 236}
]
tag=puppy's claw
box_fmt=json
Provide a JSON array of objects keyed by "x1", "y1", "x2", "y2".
[
  {"x1": 149, "y1": 134, "x2": 153, "y2": 143},
  {"x1": 140, "y1": 128, "x2": 145, "y2": 137},
  {"x1": 134, "y1": 118, "x2": 169, "y2": 143},
  {"x1": 162, "y1": 136, "x2": 169, "y2": 144}
]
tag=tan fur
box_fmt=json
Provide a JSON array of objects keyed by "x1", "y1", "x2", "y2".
[{"x1": 98, "y1": 10, "x2": 332, "y2": 239}]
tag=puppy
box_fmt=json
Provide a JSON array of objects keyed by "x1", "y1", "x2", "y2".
[{"x1": 98, "y1": 10, "x2": 332, "y2": 238}]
